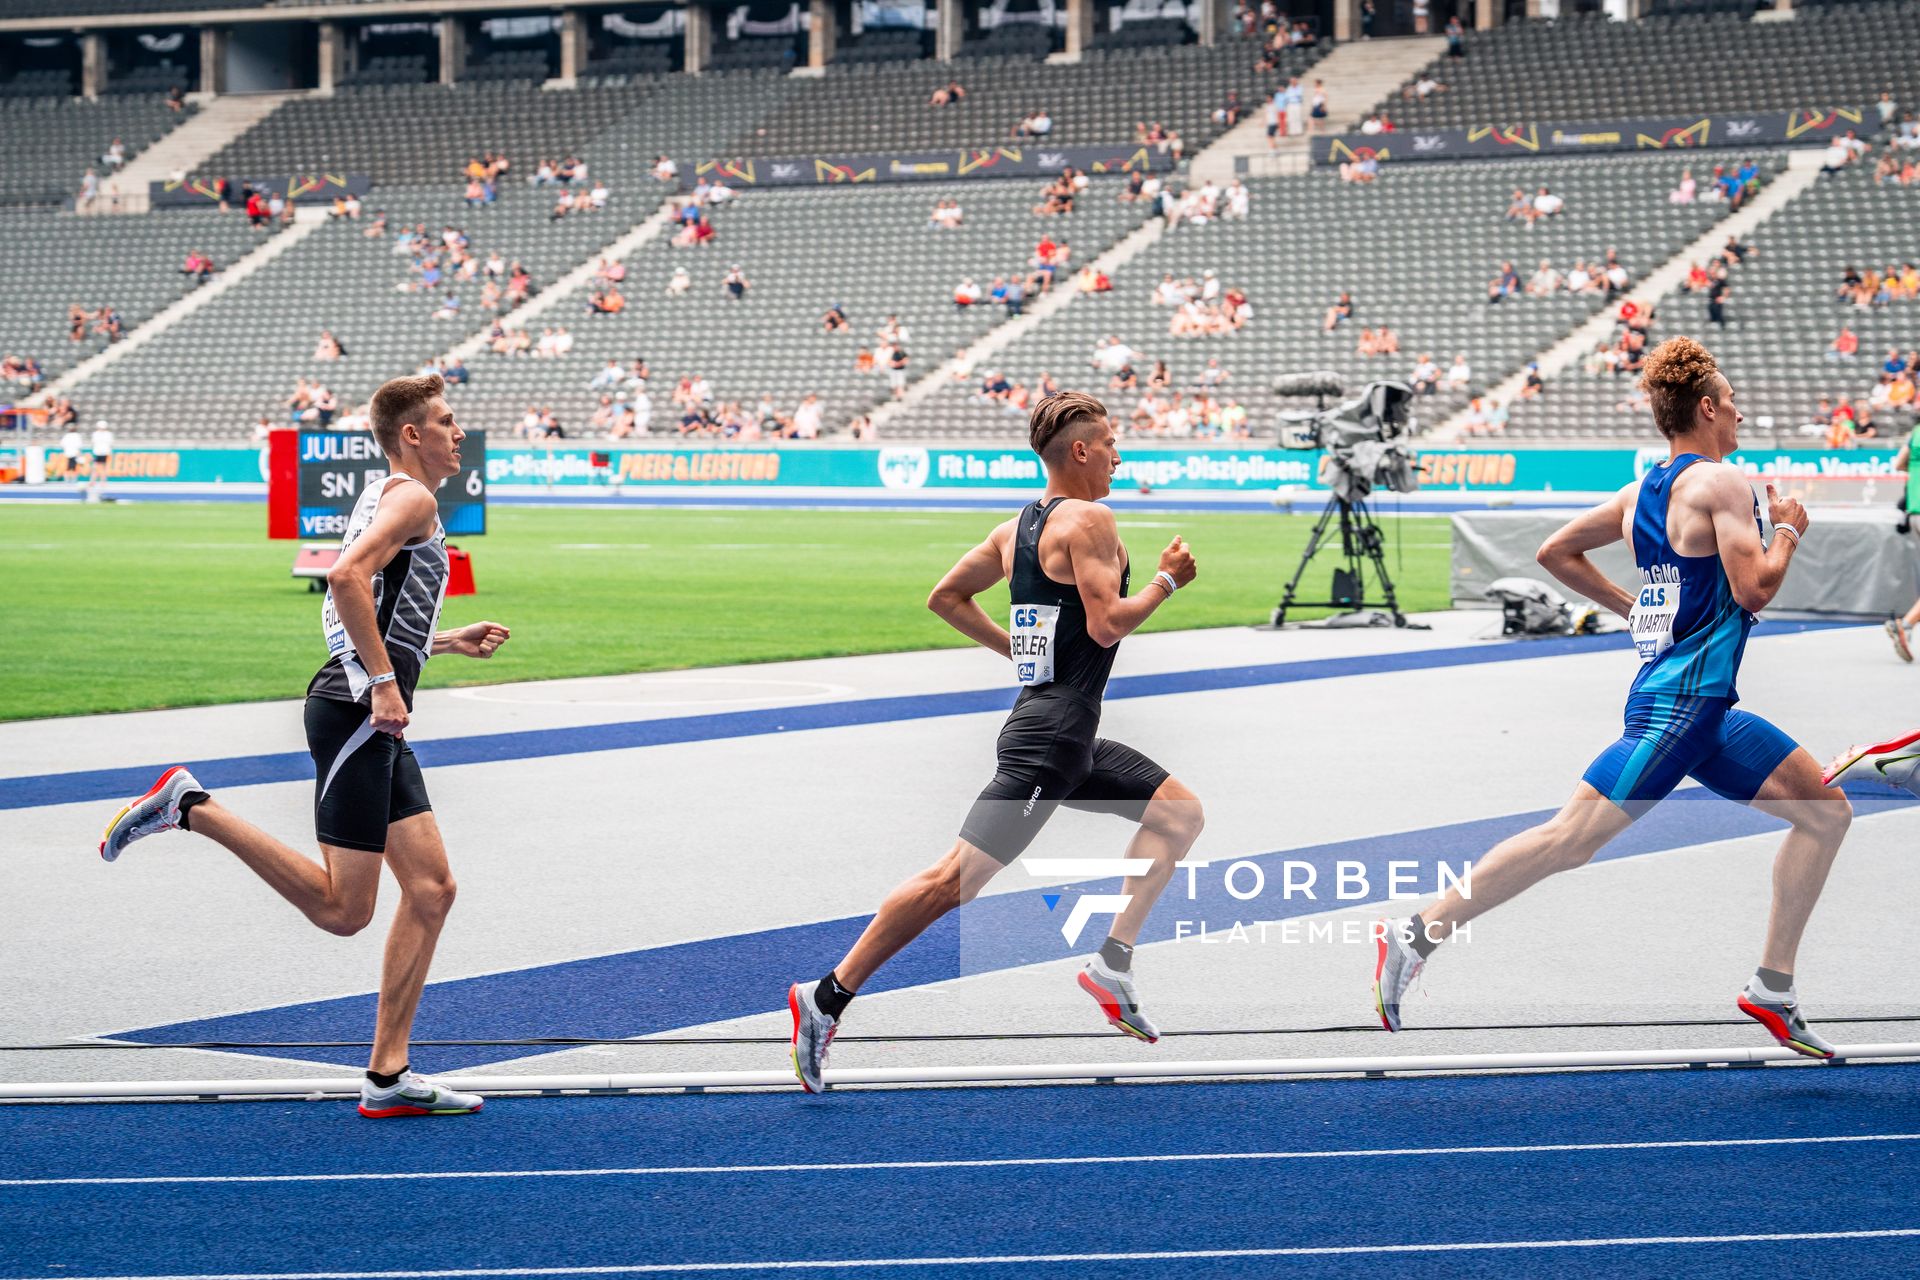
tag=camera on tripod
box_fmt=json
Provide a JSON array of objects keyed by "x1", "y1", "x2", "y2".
[{"x1": 1268, "y1": 373, "x2": 1426, "y2": 629}]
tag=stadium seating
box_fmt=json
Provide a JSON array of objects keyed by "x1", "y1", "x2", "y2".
[
  {"x1": 1393, "y1": 4, "x2": 1920, "y2": 129},
  {"x1": 893, "y1": 155, "x2": 1762, "y2": 440},
  {"x1": 443, "y1": 179, "x2": 1148, "y2": 436},
  {"x1": 725, "y1": 40, "x2": 1320, "y2": 157},
  {"x1": 0, "y1": 207, "x2": 261, "y2": 385},
  {"x1": 1627, "y1": 160, "x2": 1914, "y2": 441},
  {"x1": 63, "y1": 75, "x2": 811, "y2": 437},
  {"x1": 0, "y1": 94, "x2": 198, "y2": 207}
]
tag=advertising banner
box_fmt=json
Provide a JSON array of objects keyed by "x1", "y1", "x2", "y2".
[
  {"x1": 693, "y1": 144, "x2": 1171, "y2": 187},
  {"x1": 1312, "y1": 107, "x2": 1865, "y2": 166},
  {"x1": 22, "y1": 444, "x2": 1902, "y2": 498},
  {"x1": 150, "y1": 173, "x2": 372, "y2": 208}
]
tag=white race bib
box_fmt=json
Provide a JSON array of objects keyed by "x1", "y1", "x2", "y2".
[
  {"x1": 1628, "y1": 569, "x2": 1681, "y2": 663},
  {"x1": 1010, "y1": 604, "x2": 1061, "y2": 686}
]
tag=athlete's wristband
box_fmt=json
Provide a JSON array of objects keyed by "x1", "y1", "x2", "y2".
[
  {"x1": 366, "y1": 671, "x2": 398, "y2": 687},
  {"x1": 1154, "y1": 571, "x2": 1179, "y2": 597},
  {"x1": 1774, "y1": 526, "x2": 1801, "y2": 548}
]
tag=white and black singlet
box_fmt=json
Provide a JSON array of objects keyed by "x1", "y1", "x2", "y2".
[
  {"x1": 958, "y1": 497, "x2": 1169, "y2": 864},
  {"x1": 304, "y1": 474, "x2": 449, "y2": 853}
]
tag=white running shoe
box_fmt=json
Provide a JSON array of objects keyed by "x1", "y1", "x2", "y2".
[
  {"x1": 99, "y1": 766, "x2": 203, "y2": 862},
  {"x1": 788, "y1": 981, "x2": 839, "y2": 1094},
  {"x1": 1373, "y1": 917, "x2": 1428, "y2": 1033},
  {"x1": 1888, "y1": 619, "x2": 1913, "y2": 664},
  {"x1": 357, "y1": 1071, "x2": 484, "y2": 1119},
  {"x1": 1824, "y1": 727, "x2": 1920, "y2": 794},
  {"x1": 1077, "y1": 957, "x2": 1160, "y2": 1043}
]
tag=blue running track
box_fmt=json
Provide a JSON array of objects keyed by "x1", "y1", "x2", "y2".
[{"x1": 3, "y1": 1063, "x2": 1918, "y2": 1278}]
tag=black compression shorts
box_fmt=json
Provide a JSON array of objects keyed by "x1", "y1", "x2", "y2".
[
  {"x1": 304, "y1": 693, "x2": 431, "y2": 854},
  {"x1": 959, "y1": 690, "x2": 1170, "y2": 865}
]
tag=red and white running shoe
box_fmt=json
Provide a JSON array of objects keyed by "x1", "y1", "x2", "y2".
[
  {"x1": 99, "y1": 766, "x2": 202, "y2": 862},
  {"x1": 1823, "y1": 728, "x2": 1920, "y2": 793}
]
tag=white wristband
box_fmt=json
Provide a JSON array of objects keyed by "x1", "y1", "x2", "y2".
[
  {"x1": 1774, "y1": 526, "x2": 1800, "y2": 548},
  {"x1": 366, "y1": 671, "x2": 398, "y2": 687},
  {"x1": 1154, "y1": 571, "x2": 1179, "y2": 596}
]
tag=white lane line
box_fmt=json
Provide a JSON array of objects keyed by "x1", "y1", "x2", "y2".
[
  {"x1": 7, "y1": 1132, "x2": 1917, "y2": 1188},
  {"x1": 12, "y1": 1229, "x2": 1920, "y2": 1278}
]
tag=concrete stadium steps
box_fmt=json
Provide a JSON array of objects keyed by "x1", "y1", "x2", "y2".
[{"x1": 87, "y1": 92, "x2": 298, "y2": 217}]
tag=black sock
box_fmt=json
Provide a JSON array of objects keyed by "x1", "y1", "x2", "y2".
[
  {"x1": 1407, "y1": 913, "x2": 1441, "y2": 959},
  {"x1": 1099, "y1": 936, "x2": 1134, "y2": 973},
  {"x1": 366, "y1": 1064, "x2": 407, "y2": 1089},
  {"x1": 814, "y1": 972, "x2": 855, "y2": 1019},
  {"x1": 177, "y1": 790, "x2": 210, "y2": 832},
  {"x1": 1755, "y1": 966, "x2": 1794, "y2": 994}
]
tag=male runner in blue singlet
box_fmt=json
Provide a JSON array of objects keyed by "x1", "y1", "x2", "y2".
[
  {"x1": 787, "y1": 391, "x2": 1204, "y2": 1092},
  {"x1": 98, "y1": 374, "x2": 513, "y2": 1116},
  {"x1": 1374, "y1": 337, "x2": 1852, "y2": 1057}
]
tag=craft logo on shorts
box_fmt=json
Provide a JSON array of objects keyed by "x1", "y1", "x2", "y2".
[{"x1": 877, "y1": 447, "x2": 931, "y2": 490}]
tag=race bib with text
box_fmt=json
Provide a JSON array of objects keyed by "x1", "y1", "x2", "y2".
[
  {"x1": 1010, "y1": 603, "x2": 1061, "y2": 686},
  {"x1": 1629, "y1": 566, "x2": 1681, "y2": 663}
]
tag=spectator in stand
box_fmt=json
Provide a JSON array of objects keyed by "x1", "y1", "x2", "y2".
[
  {"x1": 821, "y1": 302, "x2": 849, "y2": 332},
  {"x1": 1518, "y1": 363, "x2": 1545, "y2": 400},
  {"x1": 927, "y1": 81, "x2": 966, "y2": 106},
  {"x1": 442, "y1": 356, "x2": 469, "y2": 385},
  {"x1": 1526, "y1": 259, "x2": 1563, "y2": 296},
  {"x1": 1445, "y1": 13, "x2": 1465, "y2": 56},
  {"x1": 1323, "y1": 291, "x2": 1354, "y2": 331},
  {"x1": 1409, "y1": 353, "x2": 1440, "y2": 395},
  {"x1": 1076, "y1": 264, "x2": 1112, "y2": 294},
  {"x1": 1310, "y1": 80, "x2": 1328, "y2": 127},
  {"x1": 887, "y1": 346, "x2": 910, "y2": 399},
  {"x1": 1339, "y1": 152, "x2": 1379, "y2": 185},
  {"x1": 953, "y1": 277, "x2": 982, "y2": 309},
  {"x1": 589, "y1": 284, "x2": 627, "y2": 315},
  {"x1": 1532, "y1": 186, "x2": 1564, "y2": 220},
  {"x1": 1445, "y1": 354, "x2": 1472, "y2": 391},
  {"x1": 77, "y1": 167, "x2": 99, "y2": 212},
  {"x1": 1003, "y1": 276, "x2": 1026, "y2": 317},
  {"x1": 1011, "y1": 109, "x2": 1053, "y2": 139},
  {"x1": 722, "y1": 264, "x2": 751, "y2": 301},
  {"x1": 1213, "y1": 90, "x2": 1245, "y2": 128},
  {"x1": 313, "y1": 330, "x2": 344, "y2": 361},
  {"x1": 929, "y1": 199, "x2": 963, "y2": 228},
  {"x1": 666, "y1": 266, "x2": 692, "y2": 296},
  {"x1": 1706, "y1": 273, "x2": 1730, "y2": 327},
  {"x1": 102, "y1": 138, "x2": 125, "y2": 171},
  {"x1": 1828, "y1": 326, "x2": 1860, "y2": 362},
  {"x1": 165, "y1": 84, "x2": 184, "y2": 113},
  {"x1": 1486, "y1": 260, "x2": 1520, "y2": 303},
  {"x1": 1669, "y1": 168, "x2": 1697, "y2": 205}
]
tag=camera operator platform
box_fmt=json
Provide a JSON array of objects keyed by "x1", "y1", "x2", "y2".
[{"x1": 1269, "y1": 375, "x2": 1426, "y2": 630}]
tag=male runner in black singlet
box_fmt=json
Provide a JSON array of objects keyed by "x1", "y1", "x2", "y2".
[
  {"x1": 787, "y1": 391, "x2": 1203, "y2": 1092},
  {"x1": 98, "y1": 374, "x2": 512, "y2": 1118}
]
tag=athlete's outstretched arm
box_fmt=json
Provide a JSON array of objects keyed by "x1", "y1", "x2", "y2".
[
  {"x1": 326, "y1": 482, "x2": 438, "y2": 733},
  {"x1": 1712, "y1": 476, "x2": 1805, "y2": 613},
  {"x1": 928, "y1": 526, "x2": 1014, "y2": 659},
  {"x1": 1069, "y1": 506, "x2": 1196, "y2": 647},
  {"x1": 1536, "y1": 488, "x2": 1634, "y2": 619}
]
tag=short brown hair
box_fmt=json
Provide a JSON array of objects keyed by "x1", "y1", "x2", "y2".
[
  {"x1": 1028, "y1": 390, "x2": 1108, "y2": 461},
  {"x1": 369, "y1": 373, "x2": 446, "y2": 455},
  {"x1": 1640, "y1": 337, "x2": 1721, "y2": 440}
]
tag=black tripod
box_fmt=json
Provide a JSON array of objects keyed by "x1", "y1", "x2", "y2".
[{"x1": 1272, "y1": 492, "x2": 1410, "y2": 627}]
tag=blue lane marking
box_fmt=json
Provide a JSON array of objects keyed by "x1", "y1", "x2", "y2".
[
  {"x1": 118, "y1": 785, "x2": 1915, "y2": 1071},
  {"x1": 0, "y1": 620, "x2": 1854, "y2": 811},
  {"x1": 7, "y1": 1062, "x2": 1919, "y2": 1181},
  {"x1": 3, "y1": 1067, "x2": 1919, "y2": 1277}
]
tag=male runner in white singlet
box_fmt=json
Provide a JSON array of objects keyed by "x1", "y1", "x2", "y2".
[
  {"x1": 1372, "y1": 338, "x2": 1853, "y2": 1057},
  {"x1": 787, "y1": 391, "x2": 1204, "y2": 1093},
  {"x1": 99, "y1": 374, "x2": 512, "y2": 1118}
]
